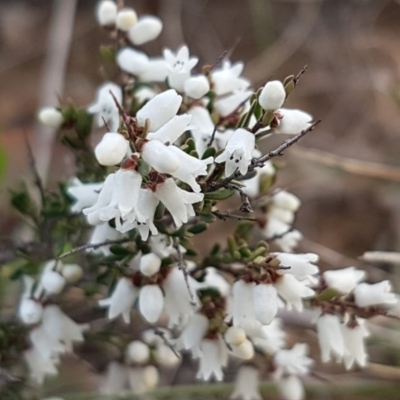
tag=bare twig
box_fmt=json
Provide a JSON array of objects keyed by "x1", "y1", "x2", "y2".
[
  {"x1": 294, "y1": 64, "x2": 308, "y2": 86},
  {"x1": 213, "y1": 211, "x2": 257, "y2": 222},
  {"x1": 207, "y1": 124, "x2": 219, "y2": 148},
  {"x1": 265, "y1": 228, "x2": 293, "y2": 242},
  {"x1": 57, "y1": 238, "x2": 133, "y2": 259},
  {"x1": 173, "y1": 238, "x2": 195, "y2": 304},
  {"x1": 154, "y1": 328, "x2": 181, "y2": 359}
]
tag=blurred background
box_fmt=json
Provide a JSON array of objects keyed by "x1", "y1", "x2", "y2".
[{"x1": 1, "y1": 0, "x2": 400, "y2": 397}]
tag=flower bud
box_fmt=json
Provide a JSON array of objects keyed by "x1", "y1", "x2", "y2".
[
  {"x1": 184, "y1": 76, "x2": 210, "y2": 99},
  {"x1": 272, "y1": 190, "x2": 301, "y2": 211},
  {"x1": 278, "y1": 375, "x2": 305, "y2": 400},
  {"x1": 126, "y1": 340, "x2": 150, "y2": 364},
  {"x1": 19, "y1": 298, "x2": 43, "y2": 325},
  {"x1": 116, "y1": 8, "x2": 138, "y2": 31},
  {"x1": 143, "y1": 365, "x2": 159, "y2": 389},
  {"x1": 231, "y1": 339, "x2": 255, "y2": 360},
  {"x1": 95, "y1": 133, "x2": 129, "y2": 166},
  {"x1": 354, "y1": 281, "x2": 397, "y2": 308},
  {"x1": 224, "y1": 326, "x2": 246, "y2": 346},
  {"x1": 275, "y1": 109, "x2": 312, "y2": 135},
  {"x1": 96, "y1": 0, "x2": 118, "y2": 26},
  {"x1": 140, "y1": 253, "x2": 161, "y2": 277},
  {"x1": 41, "y1": 270, "x2": 66, "y2": 294},
  {"x1": 117, "y1": 48, "x2": 149, "y2": 76},
  {"x1": 38, "y1": 107, "x2": 63, "y2": 129},
  {"x1": 61, "y1": 263, "x2": 84, "y2": 283},
  {"x1": 258, "y1": 80, "x2": 286, "y2": 111},
  {"x1": 127, "y1": 16, "x2": 163, "y2": 45},
  {"x1": 155, "y1": 344, "x2": 180, "y2": 367}
]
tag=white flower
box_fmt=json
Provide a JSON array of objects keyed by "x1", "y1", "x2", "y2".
[
  {"x1": 271, "y1": 191, "x2": 301, "y2": 211},
  {"x1": 138, "y1": 57, "x2": 168, "y2": 82},
  {"x1": 100, "y1": 362, "x2": 128, "y2": 395},
  {"x1": 230, "y1": 366, "x2": 262, "y2": 400},
  {"x1": 128, "y1": 365, "x2": 159, "y2": 394},
  {"x1": 163, "y1": 267, "x2": 200, "y2": 327},
  {"x1": 241, "y1": 159, "x2": 275, "y2": 198},
  {"x1": 139, "y1": 284, "x2": 164, "y2": 323},
  {"x1": 149, "y1": 234, "x2": 177, "y2": 258},
  {"x1": 116, "y1": 8, "x2": 137, "y2": 31},
  {"x1": 188, "y1": 106, "x2": 215, "y2": 156},
  {"x1": 38, "y1": 107, "x2": 63, "y2": 128},
  {"x1": 341, "y1": 318, "x2": 369, "y2": 369},
  {"x1": 67, "y1": 178, "x2": 103, "y2": 213},
  {"x1": 232, "y1": 280, "x2": 256, "y2": 327},
  {"x1": 354, "y1": 281, "x2": 397, "y2": 308},
  {"x1": 24, "y1": 347, "x2": 59, "y2": 384},
  {"x1": 41, "y1": 270, "x2": 66, "y2": 295},
  {"x1": 178, "y1": 313, "x2": 209, "y2": 350},
  {"x1": 274, "y1": 253, "x2": 319, "y2": 277},
  {"x1": 275, "y1": 109, "x2": 312, "y2": 135},
  {"x1": 253, "y1": 283, "x2": 279, "y2": 325},
  {"x1": 252, "y1": 318, "x2": 286, "y2": 354},
  {"x1": 88, "y1": 82, "x2": 122, "y2": 132},
  {"x1": 316, "y1": 314, "x2": 345, "y2": 362},
  {"x1": 99, "y1": 277, "x2": 138, "y2": 323},
  {"x1": 274, "y1": 274, "x2": 314, "y2": 311},
  {"x1": 214, "y1": 91, "x2": 252, "y2": 117},
  {"x1": 136, "y1": 89, "x2": 182, "y2": 132},
  {"x1": 164, "y1": 46, "x2": 199, "y2": 92},
  {"x1": 153, "y1": 178, "x2": 203, "y2": 227},
  {"x1": 30, "y1": 325, "x2": 66, "y2": 359},
  {"x1": 274, "y1": 343, "x2": 313, "y2": 377},
  {"x1": 126, "y1": 340, "x2": 150, "y2": 364},
  {"x1": 61, "y1": 264, "x2": 83, "y2": 283},
  {"x1": 155, "y1": 344, "x2": 180, "y2": 367},
  {"x1": 259, "y1": 81, "x2": 286, "y2": 111},
  {"x1": 117, "y1": 47, "x2": 149, "y2": 76},
  {"x1": 184, "y1": 75, "x2": 210, "y2": 99},
  {"x1": 263, "y1": 217, "x2": 303, "y2": 252},
  {"x1": 127, "y1": 16, "x2": 163, "y2": 45},
  {"x1": 147, "y1": 114, "x2": 192, "y2": 144},
  {"x1": 211, "y1": 61, "x2": 250, "y2": 96},
  {"x1": 94, "y1": 133, "x2": 129, "y2": 166},
  {"x1": 96, "y1": 0, "x2": 118, "y2": 26},
  {"x1": 215, "y1": 128, "x2": 255, "y2": 176},
  {"x1": 224, "y1": 327, "x2": 246, "y2": 346},
  {"x1": 230, "y1": 339, "x2": 255, "y2": 360},
  {"x1": 277, "y1": 375, "x2": 305, "y2": 400},
  {"x1": 87, "y1": 222, "x2": 123, "y2": 255},
  {"x1": 134, "y1": 86, "x2": 156, "y2": 104},
  {"x1": 196, "y1": 338, "x2": 229, "y2": 381},
  {"x1": 199, "y1": 267, "x2": 230, "y2": 296},
  {"x1": 141, "y1": 140, "x2": 180, "y2": 174},
  {"x1": 323, "y1": 267, "x2": 365, "y2": 294},
  {"x1": 19, "y1": 298, "x2": 43, "y2": 325},
  {"x1": 140, "y1": 253, "x2": 162, "y2": 277}
]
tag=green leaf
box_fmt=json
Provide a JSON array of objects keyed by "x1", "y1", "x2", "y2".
[
  {"x1": 317, "y1": 288, "x2": 340, "y2": 301},
  {"x1": 109, "y1": 244, "x2": 133, "y2": 256},
  {"x1": 202, "y1": 147, "x2": 216, "y2": 159},
  {"x1": 0, "y1": 139, "x2": 7, "y2": 181},
  {"x1": 205, "y1": 189, "x2": 234, "y2": 200},
  {"x1": 187, "y1": 222, "x2": 208, "y2": 235},
  {"x1": 10, "y1": 185, "x2": 38, "y2": 220},
  {"x1": 75, "y1": 110, "x2": 93, "y2": 139}
]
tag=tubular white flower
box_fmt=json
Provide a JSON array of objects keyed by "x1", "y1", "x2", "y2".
[
  {"x1": 214, "y1": 91, "x2": 252, "y2": 117},
  {"x1": 19, "y1": 298, "x2": 43, "y2": 325},
  {"x1": 230, "y1": 366, "x2": 261, "y2": 400},
  {"x1": 147, "y1": 114, "x2": 192, "y2": 144},
  {"x1": 277, "y1": 375, "x2": 305, "y2": 400},
  {"x1": 164, "y1": 46, "x2": 199, "y2": 92},
  {"x1": 116, "y1": 8, "x2": 137, "y2": 31},
  {"x1": 61, "y1": 264, "x2": 83, "y2": 283},
  {"x1": 259, "y1": 81, "x2": 286, "y2": 111},
  {"x1": 67, "y1": 178, "x2": 103, "y2": 213},
  {"x1": 242, "y1": 160, "x2": 275, "y2": 198},
  {"x1": 253, "y1": 283, "x2": 279, "y2": 325},
  {"x1": 153, "y1": 178, "x2": 203, "y2": 227},
  {"x1": 136, "y1": 89, "x2": 182, "y2": 132},
  {"x1": 323, "y1": 267, "x2": 365, "y2": 294},
  {"x1": 139, "y1": 284, "x2": 164, "y2": 323},
  {"x1": 263, "y1": 217, "x2": 303, "y2": 252},
  {"x1": 274, "y1": 274, "x2": 314, "y2": 311},
  {"x1": 178, "y1": 313, "x2": 209, "y2": 350},
  {"x1": 141, "y1": 140, "x2": 180, "y2": 174},
  {"x1": 316, "y1": 314, "x2": 345, "y2": 363},
  {"x1": 215, "y1": 128, "x2": 255, "y2": 176},
  {"x1": 274, "y1": 253, "x2": 319, "y2": 277},
  {"x1": 128, "y1": 365, "x2": 159, "y2": 394},
  {"x1": 140, "y1": 253, "x2": 162, "y2": 277},
  {"x1": 96, "y1": 0, "x2": 118, "y2": 26},
  {"x1": 188, "y1": 106, "x2": 215, "y2": 156},
  {"x1": 275, "y1": 109, "x2": 312, "y2": 135},
  {"x1": 88, "y1": 82, "x2": 122, "y2": 132},
  {"x1": 230, "y1": 339, "x2": 255, "y2": 360},
  {"x1": 95, "y1": 133, "x2": 129, "y2": 166},
  {"x1": 143, "y1": 365, "x2": 160, "y2": 389},
  {"x1": 87, "y1": 222, "x2": 123, "y2": 255},
  {"x1": 196, "y1": 338, "x2": 229, "y2": 381},
  {"x1": 224, "y1": 327, "x2": 246, "y2": 346},
  {"x1": 126, "y1": 340, "x2": 150, "y2": 364},
  {"x1": 274, "y1": 343, "x2": 313, "y2": 377},
  {"x1": 99, "y1": 277, "x2": 138, "y2": 323},
  {"x1": 252, "y1": 318, "x2": 286, "y2": 354},
  {"x1": 138, "y1": 58, "x2": 168, "y2": 82},
  {"x1": 117, "y1": 48, "x2": 149, "y2": 76},
  {"x1": 38, "y1": 107, "x2": 63, "y2": 129},
  {"x1": 199, "y1": 267, "x2": 230, "y2": 297},
  {"x1": 341, "y1": 319, "x2": 369, "y2": 369},
  {"x1": 127, "y1": 16, "x2": 163, "y2": 45},
  {"x1": 271, "y1": 190, "x2": 301, "y2": 211},
  {"x1": 24, "y1": 347, "x2": 60, "y2": 384},
  {"x1": 134, "y1": 86, "x2": 156, "y2": 105},
  {"x1": 232, "y1": 280, "x2": 256, "y2": 327},
  {"x1": 211, "y1": 61, "x2": 250, "y2": 96},
  {"x1": 41, "y1": 270, "x2": 66, "y2": 295},
  {"x1": 155, "y1": 344, "x2": 180, "y2": 367},
  {"x1": 184, "y1": 75, "x2": 210, "y2": 99},
  {"x1": 30, "y1": 325, "x2": 66, "y2": 359},
  {"x1": 100, "y1": 362, "x2": 128, "y2": 395},
  {"x1": 354, "y1": 281, "x2": 397, "y2": 308}
]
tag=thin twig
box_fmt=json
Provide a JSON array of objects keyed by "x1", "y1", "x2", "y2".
[
  {"x1": 57, "y1": 238, "x2": 133, "y2": 259},
  {"x1": 154, "y1": 328, "x2": 181, "y2": 359},
  {"x1": 226, "y1": 183, "x2": 253, "y2": 213},
  {"x1": 265, "y1": 228, "x2": 293, "y2": 242},
  {"x1": 213, "y1": 211, "x2": 257, "y2": 222},
  {"x1": 207, "y1": 124, "x2": 219, "y2": 148},
  {"x1": 294, "y1": 64, "x2": 308, "y2": 86},
  {"x1": 173, "y1": 238, "x2": 195, "y2": 304}
]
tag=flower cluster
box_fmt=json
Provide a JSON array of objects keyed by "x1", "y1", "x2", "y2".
[{"x1": 6, "y1": 1, "x2": 397, "y2": 400}]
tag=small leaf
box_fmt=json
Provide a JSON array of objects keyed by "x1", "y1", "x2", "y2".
[
  {"x1": 109, "y1": 244, "x2": 132, "y2": 256},
  {"x1": 205, "y1": 189, "x2": 234, "y2": 200},
  {"x1": 187, "y1": 222, "x2": 208, "y2": 235},
  {"x1": 317, "y1": 288, "x2": 340, "y2": 301},
  {"x1": 202, "y1": 147, "x2": 216, "y2": 160}
]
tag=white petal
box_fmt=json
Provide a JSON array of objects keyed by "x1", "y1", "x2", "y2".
[
  {"x1": 127, "y1": 16, "x2": 163, "y2": 45},
  {"x1": 139, "y1": 285, "x2": 164, "y2": 323},
  {"x1": 253, "y1": 284, "x2": 278, "y2": 325}
]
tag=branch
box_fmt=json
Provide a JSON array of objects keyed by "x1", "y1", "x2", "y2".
[
  {"x1": 173, "y1": 238, "x2": 195, "y2": 304},
  {"x1": 154, "y1": 328, "x2": 180, "y2": 359},
  {"x1": 213, "y1": 211, "x2": 257, "y2": 222},
  {"x1": 57, "y1": 238, "x2": 133, "y2": 259}
]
